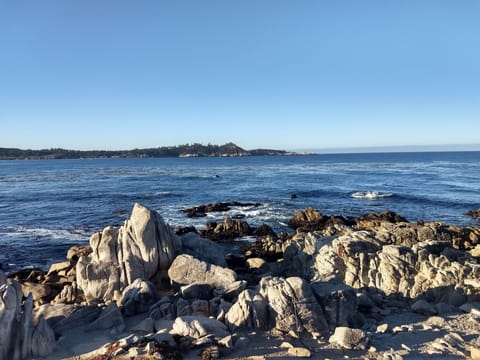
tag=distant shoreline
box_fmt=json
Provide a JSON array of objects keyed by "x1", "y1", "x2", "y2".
[{"x1": 0, "y1": 142, "x2": 303, "y2": 160}]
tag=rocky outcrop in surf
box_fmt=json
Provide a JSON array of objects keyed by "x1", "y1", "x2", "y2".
[{"x1": 3, "y1": 204, "x2": 480, "y2": 359}]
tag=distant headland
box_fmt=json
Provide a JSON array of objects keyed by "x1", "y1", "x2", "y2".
[{"x1": 0, "y1": 142, "x2": 301, "y2": 160}]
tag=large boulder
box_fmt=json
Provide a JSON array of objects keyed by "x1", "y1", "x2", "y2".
[
  {"x1": 171, "y1": 316, "x2": 229, "y2": 339},
  {"x1": 181, "y1": 232, "x2": 229, "y2": 267},
  {"x1": 259, "y1": 276, "x2": 329, "y2": 338},
  {"x1": 224, "y1": 289, "x2": 268, "y2": 331},
  {"x1": 168, "y1": 254, "x2": 237, "y2": 289},
  {"x1": 76, "y1": 203, "x2": 181, "y2": 303},
  {"x1": 120, "y1": 278, "x2": 158, "y2": 316}
]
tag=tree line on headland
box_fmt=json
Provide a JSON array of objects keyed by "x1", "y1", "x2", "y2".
[{"x1": 0, "y1": 142, "x2": 296, "y2": 160}]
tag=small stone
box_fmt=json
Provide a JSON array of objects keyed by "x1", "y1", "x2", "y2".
[
  {"x1": 329, "y1": 327, "x2": 368, "y2": 350},
  {"x1": 128, "y1": 347, "x2": 144, "y2": 356},
  {"x1": 376, "y1": 323, "x2": 389, "y2": 334},
  {"x1": 247, "y1": 258, "x2": 266, "y2": 269},
  {"x1": 287, "y1": 347, "x2": 311, "y2": 357},
  {"x1": 145, "y1": 341, "x2": 156, "y2": 354},
  {"x1": 280, "y1": 341, "x2": 294, "y2": 348},
  {"x1": 218, "y1": 335, "x2": 234, "y2": 349}
]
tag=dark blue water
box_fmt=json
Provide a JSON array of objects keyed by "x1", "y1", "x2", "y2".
[{"x1": 1, "y1": 152, "x2": 479, "y2": 271}]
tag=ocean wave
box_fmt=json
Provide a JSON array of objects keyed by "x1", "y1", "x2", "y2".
[
  {"x1": 351, "y1": 191, "x2": 393, "y2": 200},
  {"x1": 1, "y1": 227, "x2": 88, "y2": 242}
]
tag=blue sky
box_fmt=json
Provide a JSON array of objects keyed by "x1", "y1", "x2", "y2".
[{"x1": 1, "y1": 1, "x2": 479, "y2": 151}]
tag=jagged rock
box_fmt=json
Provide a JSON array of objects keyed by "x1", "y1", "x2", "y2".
[
  {"x1": 87, "y1": 303, "x2": 125, "y2": 331},
  {"x1": 288, "y1": 208, "x2": 325, "y2": 230},
  {"x1": 241, "y1": 235, "x2": 286, "y2": 262},
  {"x1": 76, "y1": 203, "x2": 181, "y2": 303},
  {"x1": 53, "y1": 281, "x2": 79, "y2": 304},
  {"x1": 31, "y1": 317, "x2": 56, "y2": 358},
  {"x1": 224, "y1": 289, "x2": 268, "y2": 331},
  {"x1": 45, "y1": 305, "x2": 101, "y2": 335},
  {"x1": 168, "y1": 254, "x2": 237, "y2": 288},
  {"x1": 0, "y1": 282, "x2": 22, "y2": 360},
  {"x1": 180, "y1": 283, "x2": 213, "y2": 300},
  {"x1": 222, "y1": 280, "x2": 248, "y2": 302},
  {"x1": 329, "y1": 327, "x2": 369, "y2": 350},
  {"x1": 181, "y1": 232, "x2": 229, "y2": 266},
  {"x1": 259, "y1": 276, "x2": 328, "y2": 338},
  {"x1": 150, "y1": 297, "x2": 176, "y2": 320},
  {"x1": 312, "y1": 280, "x2": 358, "y2": 331},
  {"x1": 199, "y1": 217, "x2": 252, "y2": 241},
  {"x1": 121, "y1": 278, "x2": 157, "y2": 316},
  {"x1": 171, "y1": 316, "x2": 229, "y2": 339},
  {"x1": 1, "y1": 283, "x2": 55, "y2": 360}
]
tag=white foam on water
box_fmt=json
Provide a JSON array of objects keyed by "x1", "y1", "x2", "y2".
[
  {"x1": 2, "y1": 227, "x2": 88, "y2": 242},
  {"x1": 351, "y1": 191, "x2": 393, "y2": 200}
]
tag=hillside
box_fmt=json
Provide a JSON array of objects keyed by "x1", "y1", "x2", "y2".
[{"x1": 0, "y1": 143, "x2": 295, "y2": 160}]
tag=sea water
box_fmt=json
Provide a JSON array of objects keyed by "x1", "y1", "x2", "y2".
[{"x1": 1, "y1": 151, "x2": 479, "y2": 271}]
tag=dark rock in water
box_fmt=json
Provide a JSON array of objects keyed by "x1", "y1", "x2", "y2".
[
  {"x1": 240, "y1": 234, "x2": 286, "y2": 262},
  {"x1": 288, "y1": 207, "x2": 352, "y2": 232},
  {"x1": 199, "y1": 217, "x2": 252, "y2": 241},
  {"x1": 466, "y1": 209, "x2": 480, "y2": 219},
  {"x1": 252, "y1": 224, "x2": 277, "y2": 238},
  {"x1": 355, "y1": 210, "x2": 408, "y2": 228},
  {"x1": 182, "y1": 201, "x2": 261, "y2": 218},
  {"x1": 175, "y1": 225, "x2": 196, "y2": 235},
  {"x1": 290, "y1": 193, "x2": 297, "y2": 199}
]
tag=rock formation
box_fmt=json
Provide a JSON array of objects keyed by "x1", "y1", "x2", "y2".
[
  {"x1": 76, "y1": 203, "x2": 181, "y2": 302},
  {"x1": 4, "y1": 205, "x2": 480, "y2": 359}
]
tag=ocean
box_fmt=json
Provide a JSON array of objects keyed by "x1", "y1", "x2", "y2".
[{"x1": 1, "y1": 151, "x2": 479, "y2": 272}]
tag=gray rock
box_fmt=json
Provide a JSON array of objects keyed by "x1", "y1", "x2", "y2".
[
  {"x1": 171, "y1": 316, "x2": 229, "y2": 339},
  {"x1": 121, "y1": 278, "x2": 157, "y2": 316},
  {"x1": 0, "y1": 282, "x2": 47, "y2": 360},
  {"x1": 168, "y1": 254, "x2": 237, "y2": 289},
  {"x1": 180, "y1": 283, "x2": 213, "y2": 300},
  {"x1": 31, "y1": 317, "x2": 56, "y2": 358},
  {"x1": 411, "y1": 299, "x2": 437, "y2": 316},
  {"x1": 176, "y1": 298, "x2": 192, "y2": 317},
  {"x1": 259, "y1": 276, "x2": 329, "y2": 338},
  {"x1": 77, "y1": 203, "x2": 181, "y2": 303},
  {"x1": 131, "y1": 317, "x2": 154, "y2": 334},
  {"x1": 51, "y1": 305, "x2": 101, "y2": 335},
  {"x1": 329, "y1": 326, "x2": 369, "y2": 350},
  {"x1": 312, "y1": 280, "x2": 358, "y2": 331},
  {"x1": 87, "y1": 303, "x2": 125, "y2": 331},
  {"x1": 224, "y1": 289, "x2": 268, "y2": 331},
  {"x1": 222, "y1": 280, "x2": 248, "y2": 302},
  {"x1": 150, "y1": 297, "x2": 176, "y2": 320},
  {"x1": 181, "y1": 232, "x2": 229, "y2": 266}
]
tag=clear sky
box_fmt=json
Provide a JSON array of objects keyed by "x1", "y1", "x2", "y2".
[{"x1": 1, "y1": 1, "x2": 479, "y2": 151}]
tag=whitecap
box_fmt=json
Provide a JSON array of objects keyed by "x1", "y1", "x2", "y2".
[
  {"x1": 351, "y1": 191, "x2": 393, "y2": 200},
  {"x1": 154, "y1": 191, "x2": 171, "y2": 196}
]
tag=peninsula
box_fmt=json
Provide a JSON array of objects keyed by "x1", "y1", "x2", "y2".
[{"x1": 0, "y1": 143, "x2": 297, "y2": 160}]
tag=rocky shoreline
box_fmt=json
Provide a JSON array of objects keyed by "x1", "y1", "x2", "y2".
[{"x1": 2, "y1": 203, "x2": 480, "y2": 359}]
